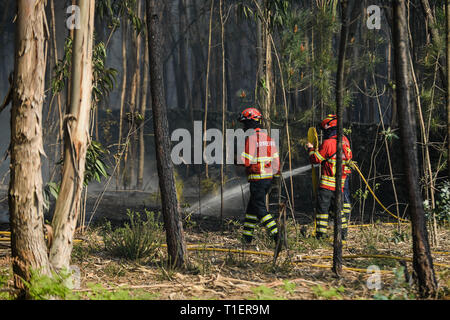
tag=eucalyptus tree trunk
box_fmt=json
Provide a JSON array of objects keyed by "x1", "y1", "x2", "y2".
[
  {"x1": 203, "y1": 0, "x2": 214, "y2": 179},
  {"x1": 117, "y1": 17, "x2": 127, "y2": 190},
  {"x1": 49, "y1": 0, "x2": 96, "y2": 271},
  {"x1": 138, "y1": 30, "x2": 149, "y2": 190},
  {"x1": 127, "y1": 1, "x2": 142, "y2": 189},
  {"x1": 146, "y1": 0, "x2": 187, "y2": 268},
  {"x1": 392, "y1": 0, "x2": 437, "y2": 297},
  {"x1": 332, "y1": 0, "x2": 350, "y2": 277},
  {"x1": 50, "y1": 0, "x2": 64, "y2": 172},
  {"x1": 9, "y1": 0, "x2": 51, "y2": 293}
]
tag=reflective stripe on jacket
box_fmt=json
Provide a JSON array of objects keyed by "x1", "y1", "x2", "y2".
[{"x1": 241, "y1": 128, "x2": 280, "y2": 181}]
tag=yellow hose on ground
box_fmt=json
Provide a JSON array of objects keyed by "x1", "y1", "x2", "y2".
[
  {"x1": 0, "y1": 237, "x2": 83, "y2": 244},
  {"x1": 0, "y1": 237, "x2": 448, "y2": 272},
  {"x1": 186, "y1": 246, "x2": 273, "y2": 257},
  {"x1": 348, "y1": 222, "x2": 409, "y2": 228},
  {"x1": 185, "y1": 246, "x2": 450, "y2": 269},
  {"x1": 295, "y1": 254, "x2": 450, "y2": 268},
  {"x1": 0, "y1": 235, "x2": 448, "y2": 258},
  {"x1": 293, "y1": 262, "x2": 394, "y2": 274},
  {"x1": 350, "y1": 161, "x2": 409, "y2": 223}
]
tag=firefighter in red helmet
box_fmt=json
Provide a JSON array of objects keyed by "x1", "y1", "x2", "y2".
[
  {"x1": 237, "y1": 107, "x2": 280, "y2": 244},
  {"x1": 306, "y1": 114, "x2": 353, "y2": 241}
]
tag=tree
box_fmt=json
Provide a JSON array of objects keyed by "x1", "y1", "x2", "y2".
[
  {"x1": 138, "y1": 16, "x2": 150, "y2": 190},
  {"x1": 49, "y1": 0, "x2": 96, "y2": 271},
  {"x1": 420, "y1": 0, "x2": 447, "y2": 88},
  {"x1": 9, "y1": 0, "x2": 51, "y2": 295},
  {"x1": 332, "y1": 0, "x2": 350, "y2": 277},
  {"x1": 146, "y1": 0, "x2": 187, "y2": 268},
  {"x1": 220, "y1": 0, "x2": 226, "y2": 225},
  {"x1": 116, "y1": 15, "x2": 128, "y2": 190},
  {"x1": 392, "y1": 0, "x2": 437, "y2": 297},
  {"x1": 202, "y1": 0, "x2": 214, "y2": 179}
]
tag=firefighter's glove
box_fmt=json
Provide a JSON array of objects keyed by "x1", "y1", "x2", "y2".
[{"x1": 347, "y1": 160, "x2": 357, "y2": 169}]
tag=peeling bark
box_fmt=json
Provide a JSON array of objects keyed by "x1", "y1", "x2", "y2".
[
  {"x1": 9, "y1": 0, "x2": 51, "y2": 292},
  {"x1": 49, "y1": 0, "x2": 96, "y2": 271}
]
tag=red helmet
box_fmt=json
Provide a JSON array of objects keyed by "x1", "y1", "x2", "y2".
[
  {"x1": 320, "y1": 114, "x2": 337, "y2": 129},
  {"x1": 239, "y1": 107, "x2": 262, "y2": 122}
]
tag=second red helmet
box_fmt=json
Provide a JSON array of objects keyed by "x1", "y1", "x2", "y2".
[
  {"x1": 239, "y1": 107, "x2": 262, "y2": 122},
  {"x1": 320, "y1": 114, "x2": 338, "y2": 129}
]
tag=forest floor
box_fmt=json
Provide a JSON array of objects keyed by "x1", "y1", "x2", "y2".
[{"x1": 0, "y1": 216, "x2": 449, "y2": 300}]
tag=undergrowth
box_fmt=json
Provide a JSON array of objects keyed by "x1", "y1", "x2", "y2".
[
  {"x1": 102, "y1": 209, "x2": 163, "y2": 261},
  {"x1": 21, "y1": 268, "x2": 159, "y2": 300}
]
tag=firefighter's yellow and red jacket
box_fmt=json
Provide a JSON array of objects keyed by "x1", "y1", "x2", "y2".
[
  {"x1": 308, "y1": 135, "x2": 353, "y2": 191},
  {"x1": 240, "y1": 128, "x2": 280, "y2": 182}
]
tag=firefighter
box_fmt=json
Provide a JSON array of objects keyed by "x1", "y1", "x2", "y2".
[
  {"x1": 238, "y1": 107, "x2": 281, "y2": 245},
  {"x1": 306, "y1": 114, "x2": 353, "y2": 241}
]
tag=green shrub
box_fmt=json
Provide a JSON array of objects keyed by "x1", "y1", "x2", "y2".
[
  {"x1": 102, "y1": 209, "x2": 164, "y2": 260},
  {"x1": 24, "y1": 268, "x2": 78, "y2": 300},
  {"x1": 248, "y1": 285, "x2": 286, "y2": 300},
  {"x1": 312, "y1": 284, "x2": 345, "y2": 300},
  {"x1": 23, "y1": 268, "x2": 159, "y2": 300},
  {"x1": 83, "y1": 283, "x2": 159, "y2": 300},
  {"x1": 425, "y1": 181, "x2": 450, "y2": 226},
  {"x1": 0, "y1": 269, "x2": 12, "y2": 300}
]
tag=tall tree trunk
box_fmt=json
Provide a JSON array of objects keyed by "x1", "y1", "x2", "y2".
[
  {"x1": 138, "y1": 16, "x2": 149, "y2": 190},
  {"x1": 219, "y1": 0, "x2": 226, "y2": 226},
  {"x1": 66, "y1": 0, "x2": 77, "y2": 123},
  {"x1": 179, "y1": 0, "x2": 188, "y2": 111},
  {"x1": 263, "y1": 11, "x2": 274, "y2": 132},
  {"x1": 117, "y1": 17, "x2": 128, "y2": 190},
  {"x1": 332, "y1": 0, "x2": 350, "y2": 277},
  {"x1": 127, "y1": 3, "x2": 142, "y2": 190},
  {"x1": 392, "y1": 0, "x2": 437, "y2": 297},
  {"x1": 9, "y1": 0, "x2": 51, "y2": 294},
  {"x1": 203, "y1": 0, "x2": 214, "y2": 179},
  {"x1": 255, "y1": 0, "x2": 264, "y2": 108},
  {"x1": 146, "y1": 0, "x2": 187, "y2": 268},
  {"x1": 49, "y1": 0, "x2": 96, "y2": 271},
  {"x1": 180, "y1": 0, "x2": 193, "y2": 177},
  {"x1": 50, "y1": 0, "x2": 64, "y2": 175},
  {"x1": 388, "y1": 40, "x2": 399, "y2": 127},
  {"x1": 420, "y1": 0, "x2": 447, "y2": 87}
]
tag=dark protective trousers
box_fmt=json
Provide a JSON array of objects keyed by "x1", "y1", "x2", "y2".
[
  {"x1": 315, "y1": 178, "x2": 351, "y2": 240},
  {"x1": 243, "y1": 179, "x2": 278, "y2": 243}
]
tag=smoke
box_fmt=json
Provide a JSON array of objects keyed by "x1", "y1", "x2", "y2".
[{"x1": 187, "y1": 165, "x2": 313, "y2": 218}]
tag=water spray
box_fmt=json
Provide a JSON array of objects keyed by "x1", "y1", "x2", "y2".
[{"x1": 188, "y1": 164, "x2": 314, "y2": 216}]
